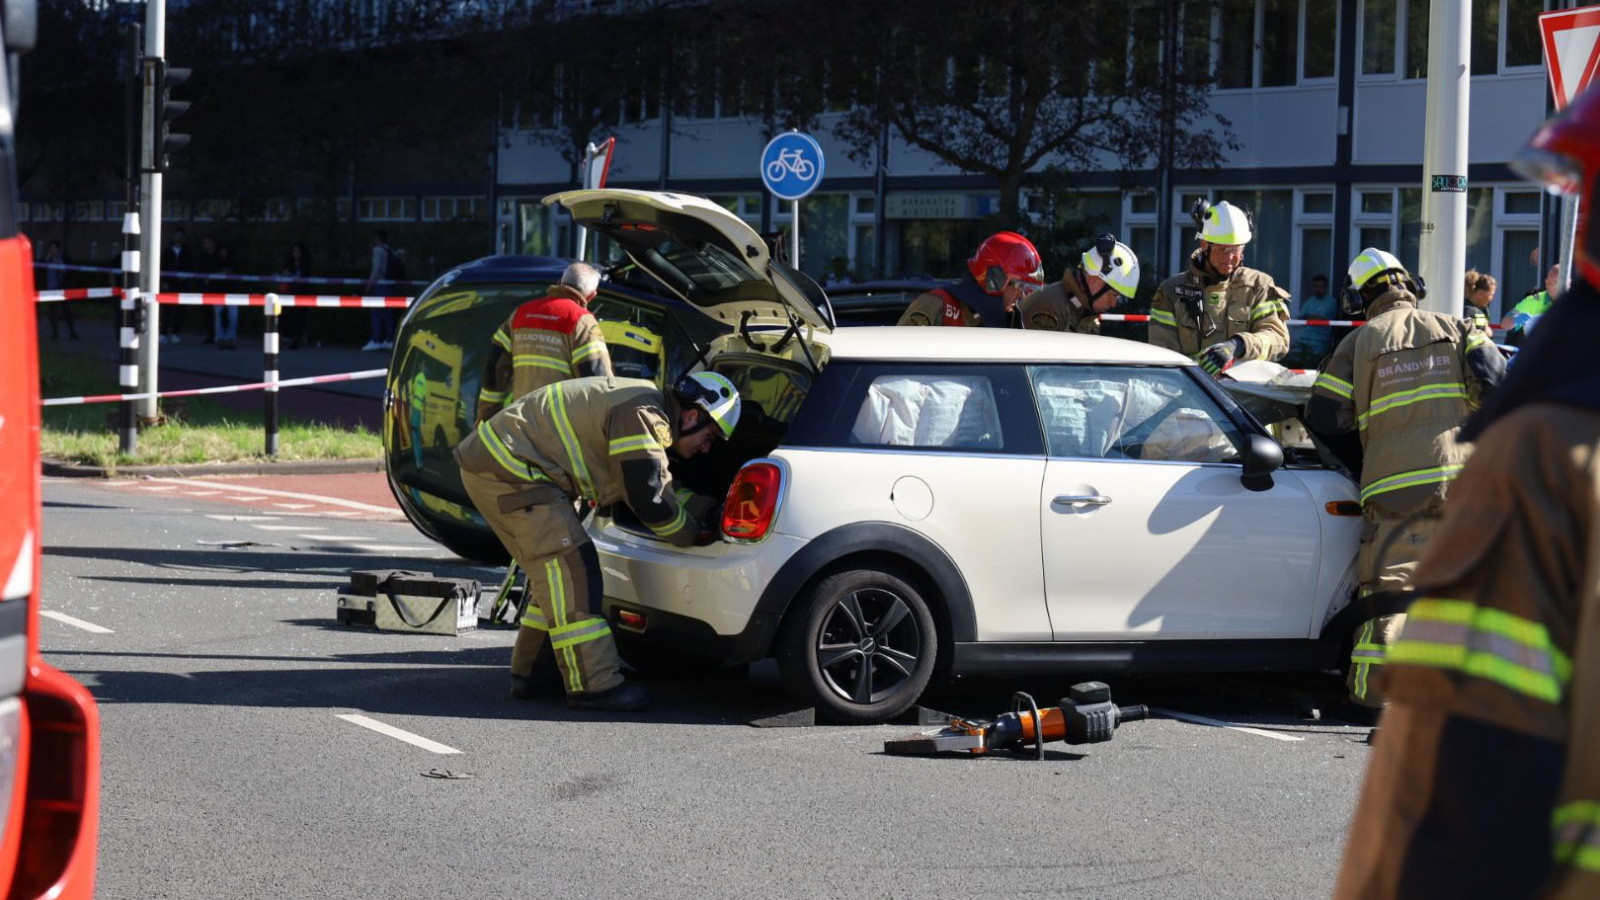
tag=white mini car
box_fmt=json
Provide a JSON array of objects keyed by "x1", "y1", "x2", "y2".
[{"x1": 547, "y1": 189, "x2": 1363, "y2": 724}]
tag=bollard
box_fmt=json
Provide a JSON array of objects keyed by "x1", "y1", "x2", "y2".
[
  {"x1": 264, "y1": 293, "x2": 279, "y2": 456},
  {"x1": 119, "y1": 212, "x2": 141, "y2": 453}
]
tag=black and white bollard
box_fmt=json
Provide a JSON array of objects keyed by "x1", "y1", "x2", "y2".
[
  {"x1": 264, "y1": 293, "x2": 279, "y2": 456},
  {"x1": 119, "y1": 212, "x2": 140, "y2": 453}
]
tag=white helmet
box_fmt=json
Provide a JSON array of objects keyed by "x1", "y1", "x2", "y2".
[
  {"x1": 1347, "y1": 248, "x2": 1407, "y2": 290},
  {"x1": 1195, "y1": 200, "x2": 1253, "y2": 245},
  {"x1": 1080, "y1": 233, "x2": 1141, "y2": 300},
  {"x1": 677, "y1": 371, "x2": 742, "y2": 440}
]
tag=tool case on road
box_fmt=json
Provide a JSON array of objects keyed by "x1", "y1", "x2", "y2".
[{"x1": 336, "y1": 569, "x2": 481, "y2": 635}]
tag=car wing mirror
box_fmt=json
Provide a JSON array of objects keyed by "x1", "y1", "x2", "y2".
[{"x1": 1241, "y1": 433, "x2": 1283, "y2": 493}]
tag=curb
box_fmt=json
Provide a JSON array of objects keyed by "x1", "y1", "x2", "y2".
[{"x1": 42, "y1": 457, "x2": 386, "y2": 480}]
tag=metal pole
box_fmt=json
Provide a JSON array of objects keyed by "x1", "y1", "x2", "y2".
[
  {"x1": 873, "y1": 118, "x2": 888, "y2": 278},
  {"x1": 1416, "y1": 0, "x2": 1470, "y2": 316},
  {"x1": 264, "y1": 295, "x2": 279, "y2": 455},
  {"x1": 1558, "y1": 196, "x2": 1578, "y2": 293},
  {"x1": 136, "y1": 0, "x2": 166, "y2": 422},
  {"x1": 790, "y1": 201, "x2": 800, "y2": 271}
]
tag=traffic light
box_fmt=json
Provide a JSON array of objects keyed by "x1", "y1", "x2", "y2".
[{"x1": 154, "y1": 60, "x2": 190, "y2": 171}]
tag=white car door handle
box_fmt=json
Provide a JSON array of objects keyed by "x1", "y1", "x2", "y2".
[{"x1": 1053, "y1": 493, "x2": 1112, "y2": 507}]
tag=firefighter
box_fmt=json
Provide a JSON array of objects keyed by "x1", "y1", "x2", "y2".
[
  {"x1": 453, "y1": 371, "x2": 740, "y2": 712},
  {"x1": 896, "y1": 231, "x2": 1044, "y2": 328},
  {"x1": 1148, "y1": 200, "x2": 1290, "y2": 375},
  {"x1": 1333, "y1": 84, "x2": 1600, "y2": 900},
  {"x1": 1306, "y1": 248, "x2": 1505, "y2": 716},
  {"x1": 475, "y1": 261, "x2": 612, "y2": 424},
  {"x1": 1019, "y1": 233, "x2": 1140, "y2": 333}
]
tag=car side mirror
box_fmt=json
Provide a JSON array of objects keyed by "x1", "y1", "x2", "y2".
[{"x1": 1241, "y1": 434, "x2": 1283, "y2": 492}]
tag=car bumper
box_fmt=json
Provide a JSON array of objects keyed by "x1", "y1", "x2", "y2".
[{"x1": 589, "y1": 519, "x2": 807, "y2": 658}]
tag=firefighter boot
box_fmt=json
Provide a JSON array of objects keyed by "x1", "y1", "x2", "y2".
[{"x1": 566, "y1": 680, "x2": 652, "y2": 712}]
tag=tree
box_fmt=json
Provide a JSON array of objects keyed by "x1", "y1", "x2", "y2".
[{"x1": 790, "y1": 0, "x2": 1235, "y2": 228}]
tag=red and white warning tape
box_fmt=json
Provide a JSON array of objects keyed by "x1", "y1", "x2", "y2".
[
  {"x1": 34, "y1": 288, "x2": 413, "y2": 308},
  {"x1": 35, "y1": 287, "x2": 125, "y2": 302},
  {"x1": 42, "y1": 368, "x2": 386, "y2": 406}
]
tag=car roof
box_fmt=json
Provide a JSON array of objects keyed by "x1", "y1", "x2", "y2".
[{"x1": 814, "y1": 326, "x2": 1194, "y2": 366}]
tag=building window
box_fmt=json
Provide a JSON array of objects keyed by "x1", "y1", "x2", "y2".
[
  {"x1": 422, "y1": 197, "x2": 486, "y2": 222},
  {"x1": 1303, "y1": 0, "x2": 1338, "y2": 79},
  {"x1": 1504, "y1": 0, "x2": 1543, "y2": 68},
  {"x1": 1361, "y1": 0, "x2": 1397, "y2": 75},
  {"x1": 357, "y1": 197, "x2": 415, "y2": 221},
  {"x1": 1261, "y1": 0, "x2": 1300, "y2": 87},
  {"x1": 1386, "y1": 0, "x2": 1544, "y2": 79}
]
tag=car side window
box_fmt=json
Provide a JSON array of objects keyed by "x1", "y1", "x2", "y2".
[
  {"x1": 1029, "y1": 365, "x2": 1243, "y2": 463},
  {"x1": 849, "y1": 373, "x2": 1004, "y2": 450}
]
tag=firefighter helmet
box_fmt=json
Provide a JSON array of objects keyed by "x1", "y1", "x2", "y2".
[
  {"x1": 1344, "y1": 248, "x2": 1426, "y2": 313},
  {"x1": 676, "y1": 371, "x2": 742, "y2": 440},
  {"x1": 967, "y1": 232, "x2": 1045, "y2": 295},
  {"x1": 1080, "y1": 233, "x2": 1141, "y2": 300},
  {"x1": 1193, "y1": 200, "x2": 1253, "y2": 245},
  {"x1": 1513, "y1": 83, "x2": 1600, "y2": 288}
]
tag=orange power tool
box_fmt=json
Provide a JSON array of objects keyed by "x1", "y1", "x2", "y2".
[{"x1": 884, "y1": 682, "x2": 1148, "y2": 759}]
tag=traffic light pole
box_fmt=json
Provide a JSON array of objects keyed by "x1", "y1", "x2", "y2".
[{"x1": 136, "y1": 0, "x2": 165, "y2": 423}]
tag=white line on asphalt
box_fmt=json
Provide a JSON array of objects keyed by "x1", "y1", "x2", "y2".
[
  {"x1": 41, "y1": 610, "x2": 114, "y2": 634},
  {"x1": 302, "y1": 535, "x2": 369, "y2": 542},
  {"x1": 318, "y1": 512, "x2": 361, "y2": 518},
  {"x1": 138, "y1": 485, "x2": 178, "y2": 491},
  {"x1": 1150, "y1": 708, "x2": 1304, "y2": 742},
  {"x1": 153, "y1": 478, "x2": 401, "y2": 516},
  {"x1": 224, "y1": 495, "x2": 266, "y2": 501},
  {"x1": 187, "y1": 490, "x2": 223, "y2": 496},
  {"x1": 273, "y1": 503, "x2": 315, "y2": 510},
  {"x1": 336, "y1": 714, "x2": 460, "y2": 755},
  {"x1": 252, "y1": 524, "x2": 321, "y2": 531},
  {"x1": 205, "y1": 514, "x2": 281, "y2": 522},
  {"x1": 349, "y1": 544, "x2": 448, "y2": 554}
]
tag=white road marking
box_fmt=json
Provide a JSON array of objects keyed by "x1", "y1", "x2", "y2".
[
  {"x1": 149, "y1": 478, "x2": 401, "y2": 516},
  {"x1": 253, "y1": 524, "x2": 321, "y2": 532},
  {"x1": 302, "y1": 535, "x2": 369, "y2": 542},
  {"x1": 272, "y1": 503, "x2": 315, "y2": 510},
  {"x1": 317, "y1": 512, "x2": 361, "y2": 518},
  {"x1": 186, "y1": 490, "x2": 223, "y2": 496},
  {"x1": 41, "y1": 610, "x2": 114, "y2": 634},
  {"x1": 336, "y1": 714, "x2": 460, "y2": 755},
  {"x1": 138, "y1": 485, "x2": 178, "y2": 492},
  {"x1": 1151, "y1": 708, "x2": 1304, "y2": 742},
  {"x1": 205, "y1": 514, "x2": 280, "y2": 522},
  {"x1": 349, "y1": 544, "x2": 448, "y2": 554},
  {"x1": 224, "y1": 495, "x2": 266, "y2": 502}
]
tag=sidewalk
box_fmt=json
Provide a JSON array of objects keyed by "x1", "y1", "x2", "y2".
[{"x1": 46, "y1": 316, "x2": 391, "y2": 431}]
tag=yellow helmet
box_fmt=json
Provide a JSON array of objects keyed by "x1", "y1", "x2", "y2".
[
  {"x1": 1080, "y1": 234, "x2": 1141, "y2": 299},
  {"x1": 1346, "y1": 248, "x2": 1407, "y2": 289},
  {"x1": 1194, "y1": 200, "x2": 1253, "y2": 245},
  {"x1": 677, "y1": 371, "x2": 742, "y2": 439}
]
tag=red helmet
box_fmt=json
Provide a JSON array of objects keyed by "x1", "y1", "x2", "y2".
[
  {"x1": 1512, "y1": 83, "x2": 1600, "y2": 288},
  {"x1": 967, "y1": 231, "x2": 1044, "y2": 295}
]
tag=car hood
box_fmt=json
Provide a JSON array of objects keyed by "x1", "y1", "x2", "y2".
[{"x1": 544, "y1": 189, "x2": 834, "y2": 332}]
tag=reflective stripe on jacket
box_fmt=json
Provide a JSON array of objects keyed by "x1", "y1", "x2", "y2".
[
  {"x1": 475, "y1": 284, "x2": 612, "y2": 423},
  {"x1": 1147, "y1": 253, "x2": 1290, "y2": 361}
]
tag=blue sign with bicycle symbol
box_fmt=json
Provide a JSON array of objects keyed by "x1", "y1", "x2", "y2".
[{"x1": 760, "y1": 131, "x2": 825, "y2": 201}]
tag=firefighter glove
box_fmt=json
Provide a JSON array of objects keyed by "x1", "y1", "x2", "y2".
[{"x1": 1198, "y1": 337, "x2": 1245, "y2": 376}]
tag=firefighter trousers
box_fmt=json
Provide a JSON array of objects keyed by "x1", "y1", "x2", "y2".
[
  {"x1": 1347, "y1": 512, "x2": 1440, "y2": 708},
  {"x1": 459, "y1": 468, "x2": 624, "y2": 696}
]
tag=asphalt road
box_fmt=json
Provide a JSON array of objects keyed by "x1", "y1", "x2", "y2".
[{"x1": 40, "y1": 474, "x2": 1374, "y2": 900}]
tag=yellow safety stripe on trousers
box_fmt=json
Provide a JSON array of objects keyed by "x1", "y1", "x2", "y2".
[
  {"x1": 544, "y1": 559, "x2": 582, "y2": 693},
  {"x1": 608, "y1": 434, "x2": 662, "y2": 456},
  {"x1": 1314, "y1": 371, "x2": 1354, "y2": 399},
  {"x1": 1357, "y1": 383, "x2": 1469, "y2": 430},
  {"x1": 1553, "y1": 800, "x2": 1600, "y2": 872},
  {"x1": 492, "y1": 327, "x2": 512, "y2": 351},
  {"x1": 1465, "y1": 330, "x2": 1489, "y2": 351},
  {"x1": 1359, "y1": 464, "x2": 1464, "y2": 504},
  {"x1": 478, "y1": 387, "x2": 509, "y2": 405},
  {"x1": 571, "y1": 339, "x2": 606, "y2": 364},
  {"x1": 550, "y1": 616, "x2": 613, "y2": 651},
  {"x1": 519, "y1": 605, "x2": 549, "y2": 631},
  {"x1": 476, "y1": 420, "x2": 545, "y2": 483},
  {"x1": 1149, "y1": 307, "x2": 1177, "y2": 327},
  {"x1": 1386, "y1": 598, "x2": 1573, "y2": 704},
  {"x1": 512, "y1": 353, "x2": 573, "y2": 375},
  {"x1": 1350, "y1": 619, "x2": 1383, "y2": 700},
  {"x1": 547, "y1": 383, "x2": 595, "y2": 498},
  {"x1": 1250, "y1": 297, "x2": 1289, "y2": 322}
]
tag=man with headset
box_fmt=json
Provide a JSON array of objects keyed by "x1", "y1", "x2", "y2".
[
  {"x1": 454, "y1": 370, "x2": 740, "y2": 712},
  {"x1": 1306, "y1": 249, "x2": 1504, "y2": 717},
  {"x1": 1020, "y1": 233, "x2": 1141, "y2": 333},
  {"x1": 1148, "y1": 200, "x2": 1291, "y2": 375}
]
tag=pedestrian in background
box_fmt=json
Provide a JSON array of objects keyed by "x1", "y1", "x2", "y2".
[
  {"x1": 212, "y1": 243, "x2": 239, "y2": 349},
  {"x1": 39, "y1": 240, "x2": 78, "y2": 341},
  {"x1": 160, "y1": 227, "x2": 189, "y2": 344},
  {"x1": 1148, "y1": 200, "x2": 1291, "y2": 377},
  {"x1": 197, "y1": 234, "x2": 219, "y2": 344},
  {"x1": 1334, "y1": 84, "x2": 1600, "y2": 899},
  {"x1": 362, "y1": 230, "x2": 396, "y2": 352},
  {"x1": 1463, "y1": 268, "x2": 1496, "y2": 334},
  {"x1": 1307, "y1": 249, "x2": 1505, "y2": 719},
  {"x1": 1502, "y1": 263, "x2": 1560, "y2": 345},
  {"x1": 280, "y1": 242, "x2": 312, "y2": 350},
  {"x1": 1295, "y1": 274, "x2": 1337, "y2": 365}
]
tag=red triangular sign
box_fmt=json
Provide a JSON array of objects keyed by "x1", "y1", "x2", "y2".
[{"x1": 1542, "y1": 6, "x2": 1600, "y2": 110}]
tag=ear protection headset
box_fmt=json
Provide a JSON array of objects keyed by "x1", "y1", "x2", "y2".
[{"x1": 1341, "y1": 271, "x2": 1428, "y2": 316}]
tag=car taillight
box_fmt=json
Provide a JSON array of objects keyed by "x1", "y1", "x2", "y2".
[{"x1": 722, "y1": 463, "x2": 783, "y2": 541}]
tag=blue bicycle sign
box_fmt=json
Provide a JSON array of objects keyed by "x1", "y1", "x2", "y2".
[{"x1": 760, "y1": 131, "x2": 825, "y2": 201}]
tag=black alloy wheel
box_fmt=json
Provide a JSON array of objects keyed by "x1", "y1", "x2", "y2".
[{"x1": 778, "y1": 567, "x2": 937, "y2": 724}]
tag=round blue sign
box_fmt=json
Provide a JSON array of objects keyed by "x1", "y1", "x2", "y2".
[{"x1": 760, "y1": 131, "x2": 825, "y2": 201}]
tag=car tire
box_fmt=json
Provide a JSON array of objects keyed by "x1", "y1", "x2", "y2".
[
  {"x1": 614, "y1": 633, "x2": 723, "y2": 679},
  {"x1": 777, "y1": 566, "x2": 937, "y2": 724}
]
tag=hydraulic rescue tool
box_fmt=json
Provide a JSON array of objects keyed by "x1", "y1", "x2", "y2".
[{"x1": 884, "y1": 682, "x2": 1148, "y2": 759}]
